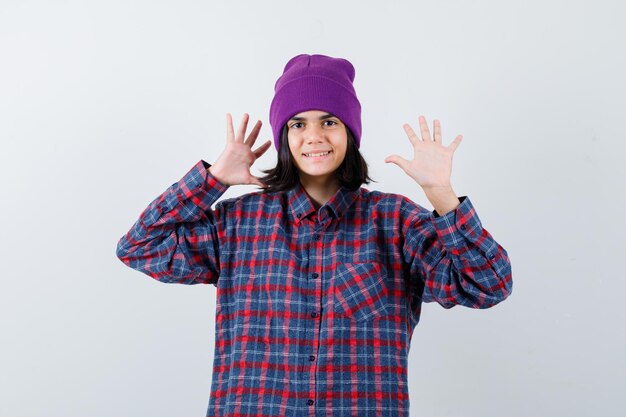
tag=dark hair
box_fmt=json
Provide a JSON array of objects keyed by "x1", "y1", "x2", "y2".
[{"x1": 258, "y1": 124, "x2": 375, "y2": 194}]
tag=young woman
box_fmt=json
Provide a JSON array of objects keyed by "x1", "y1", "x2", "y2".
[{"x1": 116, "y1": 54, "x2": 513, "y2": 417}]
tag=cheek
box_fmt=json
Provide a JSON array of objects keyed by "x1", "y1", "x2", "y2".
[
  {"x1": 287, "y1": 144, "x2": 298, "y2": 159},
  {"x1": 289, "y1": 150, "x2": 301, "y2": 164},
  {"x1": 287, "y1": 136, "x2": 300, "y2": 154},
  {"x1": 338, "y1": 145, "x2": 348, "y2": 159}
]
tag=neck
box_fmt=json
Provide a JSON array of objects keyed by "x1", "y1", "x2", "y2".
[{"x1": 299, "y1": 174, "x2": 340, "y2": 210}]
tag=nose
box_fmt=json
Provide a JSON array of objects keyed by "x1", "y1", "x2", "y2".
[{"x1": 305, "y1": 124, "x2": 325, "y2": 143}]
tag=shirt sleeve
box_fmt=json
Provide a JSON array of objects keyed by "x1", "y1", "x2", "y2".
[
  {"x1": 115, "y1": 160, "x2": 229, "y2": 286},
  {"x1": 401, "y1": 195, "x2": 513, "y2": 309}
]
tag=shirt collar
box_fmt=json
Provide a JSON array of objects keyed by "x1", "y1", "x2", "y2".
[{"x1": 287, "y1": 181, "x2": 361, "y2": 225}]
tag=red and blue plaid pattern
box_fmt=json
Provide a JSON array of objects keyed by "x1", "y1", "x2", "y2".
[{"x1": 116, "y1": 160, "x2": 513, "y2": 417}]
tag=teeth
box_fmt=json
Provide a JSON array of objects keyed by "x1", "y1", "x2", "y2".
[{"x1": 304, "y1": 151, "x2": 331, "y2": 157}]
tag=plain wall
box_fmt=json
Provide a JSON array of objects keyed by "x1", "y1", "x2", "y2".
[{"x1": 1, "y1": 0, "x2": 625, "y2": 416}]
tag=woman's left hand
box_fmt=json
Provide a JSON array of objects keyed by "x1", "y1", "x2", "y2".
[{"x1": 385, "y1": 115, "x2": 463, "y2": 191}]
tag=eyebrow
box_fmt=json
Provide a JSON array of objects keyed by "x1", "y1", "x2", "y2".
[{"x1": 288, "y1": 113, "x2": 337, "y2": 121}]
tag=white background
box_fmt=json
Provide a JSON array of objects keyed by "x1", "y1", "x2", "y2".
[{"x1": 1, "y1": 1, "x2": 625, "y2": 416}]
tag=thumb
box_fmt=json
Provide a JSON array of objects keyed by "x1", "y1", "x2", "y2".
[
  {"x1": 385, "y1": 154, "x2": 409, "y2": 170},
  {"x1": 249, "y1": 175, "x2": 268, "y2": 189}
]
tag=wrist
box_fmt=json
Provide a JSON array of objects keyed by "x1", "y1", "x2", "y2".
[
  {"x1": 423, "y1": 186, "x2": 459, "y2": 216},
  {"x1": 208, "y1": 165, "x2": 230, "y2": 186},
  {"x1": 423, "y1": 185, "x2": 454, "y2": 197}
]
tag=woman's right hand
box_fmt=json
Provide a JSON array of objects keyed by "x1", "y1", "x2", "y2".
[{"x1": 208, "y1": 113, "x2": 273, "y2": 187}]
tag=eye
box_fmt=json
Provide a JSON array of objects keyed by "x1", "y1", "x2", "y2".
[{"x1": 289, "y1": 120, "x2": 338, "y2": 129}]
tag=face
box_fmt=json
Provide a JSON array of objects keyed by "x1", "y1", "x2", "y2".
[{"x1": 287, "y1": 109, "x2": 348, "y2": 185}]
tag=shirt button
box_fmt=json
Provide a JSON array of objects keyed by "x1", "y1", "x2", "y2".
[
  {"x1": 309, "y1": 355, "x2": 316, "y2": 361},
  {"x1": 313, "y1": 234, "x2": 320, "y2": 241},
  {"x1": 312, "y1": 273, "x2": 319, "y2": 278},
  {"x1": 307, "y1": 399, "x2": 314, "y2": 406},
  {"x1": 489, "y1": 253, "x2": 496, "y2": 259},
  {"x1": 460, "y1": 224, "x2": 466, "y2": 230},
  {"x1": 297, "y1": 213, "x2": 302, "y2": 218},
  {"x1": 311, "y1": 312, "x2": 318, "y2": 318}
]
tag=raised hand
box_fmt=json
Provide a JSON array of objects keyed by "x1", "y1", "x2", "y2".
[
  {"x1": 209, "y1": 113, "x2": 273, "y2": 188},
  {"x1": 385, "y1": 115, "x2": 463, "y2": 191}
]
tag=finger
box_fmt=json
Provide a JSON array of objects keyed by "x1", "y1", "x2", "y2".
[
  {"x1": 252, "y1": 140, "x2": 272, "y2": 158},
  {"x1": 402, "y1": 124, "x2": 420, "y2": 146},
  {"x1": 236, "y1": 113, "x2": 249, "y2": 142},
  {"x1": 419, "y1": 115, "x2": 432, "y2": 141},
  {"x1": 384, "y1": 154, "x2": 409, "y2": 171},
  {"x1": 448, "y1": 135, "x2": 463, "y2": 153},
  {"x1": 249, "y1": 175, "x2": 267, "y2": 189},
  {"x1": 226, "y1": 113, "x2": 235, "y2": 142},
  {"x1": 433, "y1": 119, "x2": 442, "y2": 143},
  {"x1": 244, "y1": 120, "x2": 262, "y2": 147}
]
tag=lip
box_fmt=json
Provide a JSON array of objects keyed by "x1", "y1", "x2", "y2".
[
  {"x1": 302, "y1": 149, "x2": 333, "y2": 158},
  {"x1": 302, "y1": 150, "x2": 332, "y2": 156},
  {"x1": 302, "y1": 150, "x2": 333, "y2": 160}
]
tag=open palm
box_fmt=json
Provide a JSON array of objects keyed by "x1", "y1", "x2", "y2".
[
  {"x1": 385, "y1": 115, "x2": 463, "y2": 190},
  {"x1": 211, "y1": 113, "x2": 272, "y2": 187}
]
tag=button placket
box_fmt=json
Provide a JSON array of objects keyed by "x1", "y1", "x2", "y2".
[{"x1": 304, "y1": 221, "x2": 323, "y2": 406}]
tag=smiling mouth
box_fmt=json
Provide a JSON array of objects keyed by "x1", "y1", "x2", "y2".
[{"x1": 303, "y1": 150, "x2": 332, "y2": 158}]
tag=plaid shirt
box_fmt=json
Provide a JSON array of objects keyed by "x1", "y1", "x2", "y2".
[{"x1": 116, "y1": 160, "x2": 513, "y2": 417}]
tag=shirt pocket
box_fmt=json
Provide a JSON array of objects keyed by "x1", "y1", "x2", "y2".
[{"x1": 333, "y1": 262, "x2": 389, "y2": 322}]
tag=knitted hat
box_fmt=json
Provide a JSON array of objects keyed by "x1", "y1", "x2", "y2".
[{"x1": 269, "y1": 54, "x2": 362, "y2": 151}]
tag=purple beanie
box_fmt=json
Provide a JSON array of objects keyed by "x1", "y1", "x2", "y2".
[{"x1": 269, "y1": 54, "x2": 362, "y2": 151}]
